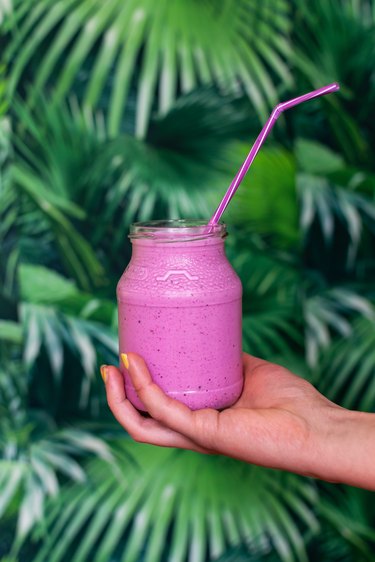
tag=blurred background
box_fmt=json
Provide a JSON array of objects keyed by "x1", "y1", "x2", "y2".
[{"x1": 1, "y1": 0, "x2": 375, "y2": 560}]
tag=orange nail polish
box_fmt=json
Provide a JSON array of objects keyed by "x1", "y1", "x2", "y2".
[
  {"x1": 100, "y1": 365, "x2": 108, "y2": 383},
  {"x1": 121, "y1": 353, "x2": 129, "y2": 369}
]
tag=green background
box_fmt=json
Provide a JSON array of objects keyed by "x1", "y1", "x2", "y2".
[{"x1": 1, "y1": 0, "x2": 375, "y2": 560}]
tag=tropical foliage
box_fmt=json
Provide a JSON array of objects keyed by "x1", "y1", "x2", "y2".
[{"x1": 1, "y1": 0, "x2": 375, "y2": 560}]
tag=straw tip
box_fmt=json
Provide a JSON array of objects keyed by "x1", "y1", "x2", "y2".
[{"x1": 330, "y1": 81, "x2": 340, "y2": 92}]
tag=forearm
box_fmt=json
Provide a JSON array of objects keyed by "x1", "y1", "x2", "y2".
[{"x1": 314, "y1": 406, "x2": 375, "y2": 490}]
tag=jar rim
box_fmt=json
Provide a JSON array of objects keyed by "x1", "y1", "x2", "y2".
[{"x1": 129, "y1": 219, "x2": 227, "y2": 241}]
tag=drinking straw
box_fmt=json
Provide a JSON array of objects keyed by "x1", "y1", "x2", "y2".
[{"x1": 209, "y1": 82, "x2": 340, "y2": 225}]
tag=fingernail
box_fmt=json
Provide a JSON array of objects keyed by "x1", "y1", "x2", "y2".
[
  {"x1": 121, "y1": 353, "x2": 129, "y2": 370},
  {"x1": 100, "y1": 365, "x2": 108, "y2": 383}
]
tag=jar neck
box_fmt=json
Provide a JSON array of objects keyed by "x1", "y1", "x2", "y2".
[
  {"x1": 129, "y1": 219, "x2": 226, "y2": 243},
  {"x1": 131, "y1": 237, "x2": 225, "y2": 258}
]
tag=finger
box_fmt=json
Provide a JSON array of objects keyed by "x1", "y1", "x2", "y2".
[
  {"x1": 124, "y1": 354, "x2": 224, "y2": 450},
  {"x1": 101, "y1": 365, "x2": 210, "y2": 453}
]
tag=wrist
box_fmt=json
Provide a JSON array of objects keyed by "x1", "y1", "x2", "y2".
[{"x1": 313, "y1": 405, "x2": 375, "y2": 489}]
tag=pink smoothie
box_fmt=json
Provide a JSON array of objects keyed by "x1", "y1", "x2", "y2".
[{"x1": 117, "y1": 221, "x2": 243, "y2": 411}]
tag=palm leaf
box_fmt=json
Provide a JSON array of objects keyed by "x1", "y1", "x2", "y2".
[
  {"x1": 0, "y1": 320, "x2": 22, "y2": 344},
  {"x1": 303, "y1": 287, "x2": 374, "y2": 368},
  {"x1": 12, "y1": 164, "x2": 105, "y2": 290},
  {"x1": 7, "y1": 0, "x2": 292, "y2": 137},
  {"x1": 306, "y1": 485, "x2": 375, "y2": 562},
  {"x1": 79, "y1": 89, "x2": 259, "y2": 256},
  {"x1": 18, "y1": 263, "x2": 115, "y2": 325},
  {"x1": 0, "y1": 418, "x2": 111, "y2": 546},
  {"x1": 10, "y1": 98, "x2": 108, "y2": 289},
  {"x1": 229, "y1": 243, "x2": 303, "y2": 360},
  {"x1": 10, "y1": 91, "x2": 260, "y2": 269},
  {"x1": 293, "y1": 0, "x2": 375, "y2": 165},
  {"x1": 224, "y1": 144, "x2": 299, "y2": 249},
  {"x1": 0, "y1": 0, "x2": 13, "y2": 27},
  {"x1": 0, "y1": 355, "x2": 112, "y2": 551},
  {"x1": 33, "y1": 441, "x2": 318, "y2": 562},
  {"x1": 317, "y1": 316, "x2": 375, "y2": 411},
  {"x1": 20, "y1": 302, "x2": 117, "y2": 408},
  {"x1": 18, "y1": 264, "x2": 117, "y2": 406},
  {"x1": 296, "y1": 139, "x2": 375, "y2": 266},
  {"x1": 0, "y1": 113, "x2": 18, "y2": 301}
]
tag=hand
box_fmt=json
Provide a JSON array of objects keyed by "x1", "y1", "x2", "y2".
[{"x1": 101, "y1": 353, "x2": 375, "y2": 490}]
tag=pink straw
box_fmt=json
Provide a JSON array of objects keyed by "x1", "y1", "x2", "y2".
[{"x1": 209, "y1": 82, "x2": 340, "y2": 225}]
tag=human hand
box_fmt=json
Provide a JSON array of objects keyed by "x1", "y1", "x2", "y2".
[{"x1": 101, "y1": 353, "x2": 375, "y2": 490}]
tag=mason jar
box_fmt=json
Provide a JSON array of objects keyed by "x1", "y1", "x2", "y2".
[{"x1": 117, "y1": 220, "x2": 243, "y2": 410}]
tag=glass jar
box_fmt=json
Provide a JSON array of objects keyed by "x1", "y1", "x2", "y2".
[{"x1": 117, "y1": 220, "x2": 243, "y2": 410}]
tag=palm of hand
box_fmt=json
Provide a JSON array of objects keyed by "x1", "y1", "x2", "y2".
[
  {"x1": 216, "y1": 354, "x2": 335, "y2": 473},
  {"x1": 234, "y1": 354, "x2": 329, "y2": 411}
]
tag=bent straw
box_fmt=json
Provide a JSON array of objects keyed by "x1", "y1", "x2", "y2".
[{"x1": 209, "y1": 82, "x2": 340, "y2": 225}]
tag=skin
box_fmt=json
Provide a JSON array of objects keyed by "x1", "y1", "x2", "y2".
[{"x1": 101, "y1": 353, "x2": 375, "y2": 490}]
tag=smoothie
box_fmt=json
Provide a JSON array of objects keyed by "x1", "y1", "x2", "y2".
[{"x1": 117, "y1": 220, "x2": 243, "y2": 411}]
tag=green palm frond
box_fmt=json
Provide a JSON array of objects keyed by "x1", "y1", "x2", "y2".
[
  {"x1": 298, "y1": 174, "x2": 367, "y2": 259},
  {"x1": 0, "y1": 62, "x2": 8, "y2": 117},
  {"x1": 216, "y1": 546, "x2": 284, "y2": 562},
  {"x1": 6, "y1": 0, "x2": 292, "y2": 138},
  {"x1": 11, "y1": 99, "x2": 106, "y2": 290},
  {"x1": 0, "y1": 113, "x2": 17, "y2": 299},
  {"x1": 242, "y1": 311, "x2": 301, "y2": 362},
  {"x1": 0, "y1": 109, "x2": 10, "y2": 166},
  {"x1": 0, "y1": 1, "x2": 12, "y2": 28},
  {"x1": 0, "y1": 432, "x2": 111, "y2": 545},
  {"x1": 18, "y1": 264, "x2": 115, "y2": 324},
  {"x1": 11, "y1": 92, "x2": 258, "y2": 267},
  {"x1": 147, "y1": 86, "x2": 259, "y2": 155},
  {"x1": 18, "y1": 264, "x2": 117, "y2": 409},
  {"x1": 0, "y1": 320, "x2": 22, "y2": 344},
  {"x1": 12, "y1": 96, "x2": 104, "y2": 190},
  {"x1": 0, "y1": 381, "x2": 112, "y2": 547},
  {"x1": 33, "y1": 441, "x2": 318, "y2": 562},
  {"x1": 295, "y1": 139, "x2": 345, "y2": 176},
  {"x1": 296, "y1": 139, "x2": 375, "y2": 267},
  {"x1": 317, "y1": 316, "x2": 375, "y2": 412},
  {"x1": 12, "y1": 163, "x2": 105, "y2": 291},
  {"x1": 84, "y1": 88, "x2": 258, "y2": 246},
  {"x1": 293, "y1": 0, "x2": 375, "y2": 164},
  {"x1": 86, "y1": 132, "x2": 222, "y2": 248},
  {"x1": 225, "y1": 144, "x2": 299, "y2": 249},
  {"x1": 0, "y1": 358, "x2": 25, "y2": 426},
  {"x1": 229, "y1": 242, "x2": 302, "y2": 360},
  {"x1": 306, "y1": 486, "x2": 375, "y2": 562},
  {"x1": 304, "y1": 287, "x2": 374, "y2": 368},
  {"x1": 0, "y1": 360, "x2": 111, "y2": 548}
]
